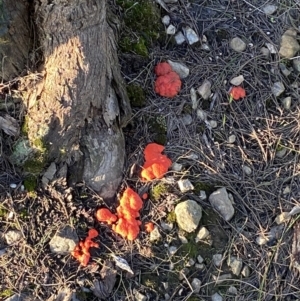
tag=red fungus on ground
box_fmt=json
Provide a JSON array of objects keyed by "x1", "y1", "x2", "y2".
[
  {"x1": 71, "y1": 229, "x2": 99, "y2": 266},
  {"x1": 96, "y1": 208, "x2": 117, "y2": 225},
  {"x1": 154, "y1": 62, "x2": 182, "y2": 98},
  {"x1": 141, "y1": 143, "x2": 172, "y2": 181},
  {"x1": 144, "y1": 222, "x2": 154, "y2": 233},
  {"x1": 229, "y1": 86, "x2": 246, "y2": 100}
]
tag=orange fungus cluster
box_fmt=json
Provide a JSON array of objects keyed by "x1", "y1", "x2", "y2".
[
  {"x1": 141, "y1": 143, "x2": 172, "y2": 181},
  {"x1": 71, "y1": 229, "x2": 99, "y2": 266},
  {"x1": 96, "y1": 188, "x2": 143, "y2": 241},
  {"x1": 229, "y1": 86, "x2": 246, "y2": 100},
  {"x1": 154, "y1": 62, "x2": 182, "y2": 98}
]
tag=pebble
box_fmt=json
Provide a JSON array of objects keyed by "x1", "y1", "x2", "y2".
[
  {"x1": 275, "y1": 212, "x2": 290, "y2": 224},
  {"x1": 5, "y1": 230, "x2": 23, "y2": 245},
  {"x1": 242, "y1": 165, "x2": 252, "y2": 175},
  {"x1": 199, "y1": 190, "x2": 207, "y2": 201},
  {"x1": 162, "y1": 15, "x2": 170, "y2": 26},
  {"x1": 293, "y1": 57, "x2": 300, "y2": 72},
  {"x1": 265, "y1": 43, "x2": 277, "y2": 54},
  {"x1": 177, "y1": 179, "x2": 194, "y2": 193},
  {"x1": 178, "y1": 233, "x2": 188, "y2": 244},
  {"x1": 150, "y1": 226, "x2": 162, "y2": 242},
  {"x1": 227, "y1": 256, "x2": 243, "y2": 276},
  {"x1": 197, "y1": 255, "x2": 204, "y2": 263},
  {"x1": 169, "y1": 246, "x2": 178, "y2": 255},
  {"x1": 167, "y1": 60, "x2": 190, "y2": 79},
  {"x1": 195, "y1": 227, "x2": 210, "y2": 242},
  {"x1": 260, "y1": 47, "x2": 270, "y2": 56},
  {"x1": 230, "y1": 75, "x2": 244, "y2": 86},
  {"x1": 134, "y1": 291, "x2": 147, "y2": 301},
  {"x1": 228, "y1": 286, "x2": 238, "y2": 295},
  {"x1": 171, "y1": 162, "x2": 182, "y2": 172},
  {"x1": 181, "y1": 114, "x2": 193, "y2": 126},
  {"x1": 191, "y1": 278, "x2": 201, "y2": 293},
  {"x1": 283, "y1": 186, "x2": 291, "y2": 195},
  {"x1": 197, "y1": 80, "x2": 211, "y2": 100},
  {"x1": 212, "y1": 253, "x2": 223, "y2": 267},
  {"x1": 187, "y1": 258, "x2": 195, "y2": 267},
  {"x1": 279, "y1": 63, "x2": 291, "y2": 76},
  {"x1": 209, "y1": 120, "x2": 217, "y2": 129},
  {"x1": 166, "y1": 25, "x2": 176, "y2": 35},
  {"x1": 209, "y1": 187, "x2": 235, "y2": 221},
  {"x1": 229, "y1": 37, "x2": 246, "y2": 52},
  {"x1": 182, "y1": 26, "x2": 199, "y2": 45},
  {"x1": 271, "y1": 82, "x2": 285, "y2": 97},
  {"x1": 178, "y1": 268, "x2": 189, "y2": 280},
  {"x1": 228, "y1": 135, "x2": 236, "y2": 143},
  {"x1": 196, "y1": 109, "x2": 207, "y2": 121},
  {"x1": 279, "y1": 29, "x2": 300, "y2": 58},
  {"x1": 8, "y1": 211, "x2": 14, "y2": 220},
  {"x1": 175, "y1": 200, "x2": 202, "y2": 233},
  {"x1": 211, "y1": 292, "x2": 223, "y2": 301},
  {"x1": 262, "y1": 4, "x2": 278, "y2": 15},
  {"x1": 191, "y1": 87, "x2": 198, "y2": 110},
  {"x1": 201, "y1": 43, "x2": 210, "y2": 51},
  {"x1": 276, "y1": 148, "x2": 287, "y2": 158},
  {"x1": 42, "y1": 162, "x2": 57, "y2": 185},
  {"x1": 281, "y1": 96, "x2": 291, "y2": 110},
  {"x1": 160, "y1": 221, "x2": 174, "y2": 231},
  {"x1": 174, "y1": 32, "x2": 185, "y2": 45},
  {"x1": 195, "y1": 263, "x2": 205, "y2": 270},
  {"x1": 10, "y1": 183, "x2": 17, "y2": 189},
  {"x1": 241, "y1": 265, "x2": 250, "y2": 277}
]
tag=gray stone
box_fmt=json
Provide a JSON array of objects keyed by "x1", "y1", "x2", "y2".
[
  {"x1": 160, "y1": 221, "x2": 173, "y2": 231},
  {"x1": 175, "y1": 200, "x2": 202, "y2": 233},
  {"x1": 183, "y1": 27, "x2": 199, "y2": 45},
  {"x1": 228, "y1": 286, "x2": 238, "y2": 295},
  {"x1": 195, "y1": 263, "x2": 205, "y2": 269},
  {"x1": 166, "y1": 25, "x2": 176, "y2": 35},
  {"x1": 212, "y1": 273, "x2": 232, "y2": 284},
  {"x1": 279, "y1": 29, "x2": 300, "y2": 58},
  {"x1": 150, "y1": 226, "x2": 162, "y2": 242},
  {"x1": 230, "y1": 75, "x2": 244, "y2": 86},
  {"x1": 242, "y1": 165, "x2": 252, "y2": 175},
  {"x1": 261, "y1": 47, "x2": 270, "y2": 56},
  {"x1": 167, "y1": 60, "x2": 190, "y2": 79},
  {"x1": 213, "y1": 253, "x2": 223, "y2": 267},
  {"x1": 279, "y1": 63, "x2": 291, "y2": 76},
  {"x1": 177, "y1": 179, "x2": 194, "y2": 193},
  {"x1": 209, "y1": 120, "x2": 217, "y2": 129},
  {"x1": 227, "y1": 256, "x2": 243, "y2": 276},
  {"x1": 178, "y1": 233, "x2": 188, "y2": 244},
  {"x1": 276, "y1": 148, "x2": 287, "y2": 158},
  {"x1": 42, "y1": 162, "x2": 57, "y2": 185},
  {"x1": 191, "y1": 87, "x2": 198, "y2": 110},
  {"x1": 199, "y1": 190, "x2": 207, "y2": 201},
  {"x1": 195, "y1": 227, "x2": 210, "y2": 242},
  {"x1": 162, "y1": 15, "x2": 170, "y2": 26},
  {"x1": 271, "y1": 82, "x2": 285, "y2": 97},
  {"x1": 281, "y1": 96, "x2": 291, "y2": 110},
  {"x1": 228, "y1": 135, "x2": 236, "y2": 143},
  {"x1": 171, "y1": 162, "x2": 182, "y2": 172},
  {"x1": 293, "y1": 57, "x2": 300, "y2": 72},
  {"x1": 209, "y1": 187, "x2": 235, "y2": 221},
  {"x1": 134, "y1": 291, "x2": 147, "y2": 301},
  {"x1": 211, "y1": 292, "x2": 223, "y2": 301},
  {"x1": 229, "y1": 37, "x2": 246, "y2": 52},
  {"x1": 262, "y1": 4, "x2": 278, "y2": 15},
  {"x1": 275, "y1": 212, "x2": 290, "y2": 224},
  {"x1": 174, "y1": 32, "x2": 185, "y2": 45},
  {"x1": 197, "y1": 80, "x2": 211, "y2": 100},
  {"x1": 283, "y1": 186, "x2": 291, "y2": 195},
  {"x1": 169, "y1": 246, "x2": 178, "y2": 255},
  {"x1": 197, "y1": 255, "x2": 204, "y2": 263},
  {"x1": 181, "y1": 114, "x2": 193, "y2": 126},
  {"x1": 241, "y1": 265, "x2": 250, "y2": 277},
  {"x1": 5, "y1": 230, "x2": 23, "y2": 245},
  {"x1": 196, "y1": 109, "x2": 208, "y2": 121},
  {"x1": 191, "y1": 278, "x2": 201, "y2": 293},
  {"x1": 49, "y1": 225, "x2": 78, "y2": 254},
  {"x1": 186, "y1": 258, "x2": 195, "y2": 267}
]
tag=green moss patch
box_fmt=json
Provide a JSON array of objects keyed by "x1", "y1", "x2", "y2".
[
  {"x1": 127, "y1": 84, "x2": 146, "y2": 107},
  {"x1": 150, "y1": 183, "x2": 168, "y2": 201}
]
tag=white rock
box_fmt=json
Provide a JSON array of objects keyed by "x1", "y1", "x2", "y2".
[
  {"x1": 5, "y1": 230, "x2": 23, "y2": 245},
  {"x1": 281, "y1": 96, "x2": 291, "y2": 110},
  {"x1": 197, "y1": 255, "x2": 204, "y2": 263},
  {"x1": 191, "y1": 87, "x2": 198, "y2": 110},
  {"x1": 293, "y1": 57, "x2": 300, "y2": 72},
  {"x1": 181, "y1": 114, "x2": 193, "y2": 126},
  {"x1": 196, "y1": 109, "x2": 207, "y2": 121},
  {"x1": 256, "y1": 235, "x2": 268, "y2": 245},
  {"x1": 150, "y1": 226, "x2": 162, "y2": 242},
  {"x1": 212, "y1": 253, "x2": 223, "y2": 267},
  {"x1": 209, "y1": 187, "x2": 235, "y2": 221},
  {"x1": 8, "y1": 211, "x2": 14, "y2": 220},
  {"x1": 230, "y1": 75, "x2": 244, "y2": 86},
  {"x1": 178, "y1": 233, "x2": 188, "y2": 244},
  {"x1": 262, "y1": 4, "x2": 278, "y2": 15},
  {"x1": 211, "y1": 292, "x2": 223, "y2": 301},
  {"x1": 195, "y1": 263, "x2": 205, "y2": 269},
  {"x1": 279, "y1": 29, "x2": 300, "y2": 58},
  {"x1": 171, "y1": 162, "x2": 182, "y2": 172},
  {"x1": 135, "y1": 291, "x2": 147, "y2": 301},
  {"x1": 183, "y1": 26, "x2": 199, "y2": 45},
  {"x1": 166, "y1": 24, "x2": 176, "y2": 35},
  {"x1": 195, "y1": 227, "x2": 210, "y2": 242},
  {"x1": 162, "y1": 15, "x2": 170, "y2": 26},
  {"x1": 241, "y1": 265, "x2": 250, "y2": 277},
  {"x1": 169, "y1": 246, "x2": 178, "y2": 255},
  {"x1": 228, "y1": 286, "x2": 238, "y2": 295},
  {"x1": 271, "y1": 82, "x2": 285, "y2": 97},
  {"x1": 283, "y1": 186, "x2": 291, "y2": 195},
  {"x1": 167, "y1": 60, "x2": 190, "y2": 79},
  {"x1": 289, "y1": 206, "x2": 300, "y2": 216},
  {"x1": 177, "y1": 179, "x2": 194, "y2": 193},
  {"x1": 160, "y1": 221, "x2": 174, "y2": 231},
  {"x1": 201, "y1": 43, "x2": 210, "y2": 51},
  {"x1": 197, "y1": 80, "x2": 211, "y2": 100},
  {"x1": 275, "y1": 212, "x2": 290, "y2": 224},
  {"x1": 227, "y1": 256, "x2": 243, "y2": 276},
  {"x1": 261, "y1": 47, "x2": 270, "y2": 56},
  {"x1": 199, "y1": 190, "x2": 207, "y2": 201},
  {"x1": 191, "y1": 278, "x2": 201, "y2": 293},
  {"x1": 242, "y1": 165, "x2": 252, "y2": 175},
  {"x1": 174, "y1": 31, "x2": 185, "y2": 45},
  {"x1": 228, "y1": 135, "x2": 236, "y2": 143},
  {"x1": 209, "y1": 120, "x2": 217, "y2": 129},
  {"x1": 175, "y1": 200, "x2": 202, "y2": 233},
  {"x1": 10, "y1": 183, "x2": 17, "y2": 189},
  {"x1": 265, "y1": 43, "x2": 277, "y2": 54},
  {"x1": 187, "y1": 258, "x2": 195, "y2": 267},
  {"x1": 229, "y1": 37, "x2": 246, "y2": 52}
]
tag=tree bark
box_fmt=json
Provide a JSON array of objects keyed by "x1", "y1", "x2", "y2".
[{"x1": 23, "y1": 0, "x2": 131, "y2": 198}]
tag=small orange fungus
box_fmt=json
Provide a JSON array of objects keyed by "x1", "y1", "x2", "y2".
[
  {"x1": 229, "y1": 86, "x2": 246, "y2": 100},
  {"x1": 142, "y1": 193, "x2": 148, "y2": 200},
  {"x1": 96, "y1": 208, "x2": 117, "y2": 225},
  {"x1": 144, "y1": 222, "x2": 154, "y2": 233}
]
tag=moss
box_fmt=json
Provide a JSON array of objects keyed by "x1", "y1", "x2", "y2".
[
  {"x1": 183, "y1": 104, "x2": 193, "y2": 114},
  {"x1": 120, "y1": 36, "x2": 148, "y2": 56},
  {"x1": 166, "y1": 211, "x2": 176, "y2": 223},
  {"x1": 0, "y1": 289, "x2": 14, "y2": 298},
  {"x1": 23, "y1": 158, "x2": 45, "y2": 175},
  {"x1": 21, "y1": 115, "x2": 29, "y2": 136},
  {"x1": 150, "y1": 183, "x2": 168, "y2": 201},
  {"x1": 141, "y1": 273, "x2": 160, "y2": 290},
  {"x1": 19, "y1": 209, "x2": 29, "y2": 219},
  {"x1": 24, "y1": 175, "x2": 37, "y2": 192},
  {"x1": 76, "y1": 290, "x2": 94, "y2": 301},
  {"x1": 127, "y1": 84, "x2": 146, "y2": 107},
  {"x1": 148, "y1": 115, "x2": 167, "y2": 145},
  {"x1": 193, "y1": 182, "x2": 216, "y2": 195},
  {"x1": 0, "y1": 206, "x2": 7, "y2": 218},
  {"x1": 178, "y1": 233, "x2": 200, "y2": 258}
]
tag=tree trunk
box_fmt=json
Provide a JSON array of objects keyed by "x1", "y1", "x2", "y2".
[{"x1": 23, "y1": 0, "x2": 131, "y2": 198}]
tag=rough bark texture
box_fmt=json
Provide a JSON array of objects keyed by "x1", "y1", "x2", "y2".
[
  {"x1": 25, "y1": 0, "x2": 131, "y2": 198},
  {"x1": 0, "y1": 0, "x2": 31, "y2": 81}
]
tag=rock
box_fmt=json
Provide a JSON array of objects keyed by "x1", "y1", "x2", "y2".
[
  {"x1": 212, "y1": 253, "x2": 223, "y2": 267},
  {"x1": 10, "y1": 183, "x2": 17, "y2": 188},
  {"x1": 279, "y1": 63, "x2": 291, "y2": 76},
  {"x1": 191, "y1": 278, "x2": 201, "y2": 293},
  {"x1": 293, "y1": 57, "x2": 300, "y2": 72},
  {"x1": 178, "y1": 268, "x2": 189, "y2": 280},
  {"x1": 174, "y1": 32, "x2": 185, "y2": 45},
  {"x1": 256, "y1": 224, "x2": 284, "y2": 246},
  {"x1": 160, "y1": 221, "x2": 173, "y2": 231},
  {"x1": 177, "y1": 179, "x2": 194, "y2": 193},
  {"x1": 288, "y1": 206, "x2": 300, "y2": 216},
  {"x1": 191, "y1": 87, "x2": 198, "y2": 109},
  {"x1": 166, "y1": 25, "x2": 176, "y2": 35},
  {"x1": 150, "y1": 226, "x2": 162, "y2": 242},
  {"x1": 281, "y1": 96, "x2": 291, "y2": 110},
  {"x1": 241, "y1": 265, "x2": 250, "y2": 277},
  {"x1": 195, "y1": 227, "x2": 210, "y2": 242},
  {"x1": 261, "y1": 47, "x2": 270, "y2": 56},
  {"x1": 169, "y1": 246, "x2": 178, "y2": 255},
  {"x1": 164, "y1": 293, "x2": 171, "y2": 300},
  {"x1": 134, "y1": 291, "x2": 147, "y2": 301},
  {"x1": 209, "y1": 120, "x2": 217, "y2": 129},
  {"x1": 201, "y1": 43, "x2": 210, "y2": 51},
  {"x1": 197, "y1": 80, "x2": 211, "y2": 100},
  {"x1": 187, "y1": 258, "x2": 195, "y2": 267},
  {"x1": 196, "y1": 109, "x2": 207, "y2": 121},
  {"x1": 49, "y1": 225, "x2": 78, "y2": 254},
  {"x1": 195, "y1": 263, "x2": 205, "y2": 270},
  {"x1": 175, "y1": 200, "x2": 202, "y2": 233},
  {"x1": 262, "y1": 4, "x2": 278, "y2": 15},
  {"x1": 227, "y1": 256, "x2": 243, "y2": 276},
  {"x1": 178, "y1": 233, "x2": 188, "y2": 244},
  {"x1": 276, "y1": 148, "x2": 287, "y2": 158},
  {"x1": 199, "y1": 190, "x2": 207, "y2": 201},
  {"x1": 242, "y1": 165, "x2": 252, "y2": 175},
  {"x1": 167, "y1": 60, "x2": 190, "y2": 79},
  {"x1": 228, "y1": 286, "x2": 238, "y2": 295},
  {"x1": 279, "y1": 29, "x2": 300, "y2": 58},
  {"x1": 162, "y1": 15, "x2": 170, "y2": 26},
  {"x1": 42, "y1": 162, "x2": 57, "y2": 185},
  {"x1": 229, "y1": 37, "x2": 246, "y2": 52},
  {"x1": 5, "y1": 230, "x2": 23, "y2": 245},
  {"x1": 256, "y1": 235, "x2": 268, "y2": 245},
  {"x1": 272, "y1": 81, "x2": 285, "y2": 97},
  {"x1": 197, "y1": 255, "x2": 204, "y2": 263},
  {"x1": 283, "y1": 186, "x2": 291, "y2": 195},
  {"x1": 171, "y1": 162, "x2": 182, "y2": 172},
  {"x1": 228, "y1": 135, "x2": 236, "y2": 143},
  {"x1": 181, "y1": 114, "x2": 193, "y2": 126},
  {"x1": 182, "y1": 26, "x2": 199, "y2": 45},
  {"x1": 209, "y1": 187, "x2": 235, "y2": 221},
  {"x1": 265, "y1": 43, "x2": 277, "y2": 54},
  {"x1": 275, "y1": 212, "x2": 290, "y2": 224},
  {"x1": 211, "y1": 292, "x2": 223, "y2": 301},
  {"x1": 230, "y1": 75, "x2": 244, "y2": 86}
]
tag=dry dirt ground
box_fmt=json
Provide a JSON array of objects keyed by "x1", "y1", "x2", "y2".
[{"x1": 1, "y1": 0, "x2": 300, "y2": 301}]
